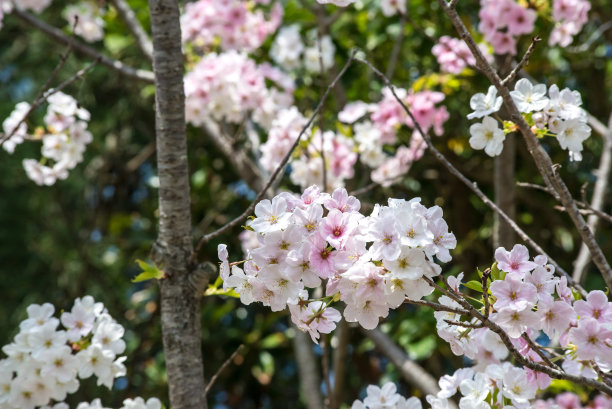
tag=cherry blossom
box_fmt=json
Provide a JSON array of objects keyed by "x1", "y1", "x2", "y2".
[{"x1": 468, "y1": 116, "x2": 506, "y2": 157}]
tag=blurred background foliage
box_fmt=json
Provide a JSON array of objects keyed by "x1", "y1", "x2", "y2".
[{"x1": 1, "y1": 0, "x2": 611, "y2": 407}]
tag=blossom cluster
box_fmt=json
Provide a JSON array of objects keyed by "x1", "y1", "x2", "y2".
[
  {"x1": 467, "y1": 79, "x2": 590, "y2": 160},
  {"x1": 350, "y1": 382, "x2": 421, "y2": 409},
  {"x1": 63, "y1": 2, "x2": 105, "y2": 43},
  {"x1": 0, "y1": 296, "x2": 159, "y2": 409},
  {"x1": 549, "y1": 0, "x2": 591, "y2": 47},
  {"x1": 427, "y1": 243, "x2": 612, "y2": 407},
  {"x1": 75, "y1": 397, "x2": 162, "y2": 409},
  {"x1": 338, "y1": 88, "x2": 448, "y2": 186},
  {"x1": 180, "y1": 0, "x2": 282, "y2": 53},
  {"x1": 184, "y1": 51, "x2": 294, "y2": 129},
  {"x1": 432, "y1": 36, "x2": 493, "y2": 74},
  {"x1": 352, "y1": 365, "x2": 612, "y2": 408},
  {"x1": 270, "y1": 25, "x2": 336, "y2": 74},
  {"x1": 219, "y1": 185, "x2": 456, "y2": 340},
  {"x1": 2, "y1": 91, "x2": 93, "y2": 186},
  {"x1": 376, "y1": 364, "x2": 612, "y2": 409},
  {"x1": 478, "y1": 0, "x2": 536, "y2": 55}
]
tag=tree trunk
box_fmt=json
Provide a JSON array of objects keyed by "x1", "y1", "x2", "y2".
[{"x1": 148, "y1": 1, "x2": 208, "y2": 408}]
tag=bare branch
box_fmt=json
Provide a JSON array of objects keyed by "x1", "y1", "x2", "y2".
[
  {"x1": 199, "y1": 119, "x2": 265, "y2": 192},
  {"x1": 435, "y1": 0, "x2": 612, "y2": 291},
  {"x1": 294, "y1": 330, "x2": 325, "y2": 409},
  {"x1": 109, "y1": 0, "x2": 154, "y2": 60},
  {"x1": 13, "y1": 8, "x2": 155, "y2": 83},
  {"x1": 404, "y1": 298, "x2": 470, "y2": 315},
  {"x1": 353, "y1": 56, "x2": 587, "y2": 298},
  {"x1": 190, "y1": 50, "x2": 356, "y2": 264},
  {"x1": 386, "y1": 12, "x2": 407, "y2": 79},
  {"x1": 331, "y1": 320, "x2": 350, "y2": 409},
  {"x1": 501, "y1": 36, "x2": 541, "y2": 86},
  {"x1": 204, "y1": 345, "x2": 245, "y2": 397},
  {"x1": 574, "y1": 115, "x2": 612, "y2": 282}
]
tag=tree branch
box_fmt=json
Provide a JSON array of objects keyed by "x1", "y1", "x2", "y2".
[
  {"x1": 13, "y1": 8, "x2": 154, "y2": 83},
  {"x1": 199, "y1": 119, "x2": 265, "y2": 192},
  {"x1": 204, "y1": 344, "x2": 245, "y2": 397},
  {"x1": 573, "y1": 114, "x2": 612, "y2": 283},
  {"x1": 435, "y1": 0, "x2": 612, "y2": 292},
  {"x1": 293, "y1": 330, "x2": 325, "y2": 409},
  {"x1": 501, "y1": 36, "x2": 541, "y2": 86},
  {"x1": 109, "y1": 0, "x2": 154, "y2": 61}
]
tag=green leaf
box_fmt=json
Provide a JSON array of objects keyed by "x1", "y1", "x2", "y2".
[
  {"x1": 131, "y1": 259, "x2": 165, "y2": 282},
  {"x1": 204, "y1": 287, "x2": 240, "y2": 298},
  {"x1": 464, "y1": 280, "x2": 484, "y2": 293},
  {"x1": 104, "y1": 34, "x2": 133, "y2": 55},
  {"x1": 491, "y1": 262, "x2": 504, "y2": 281}
]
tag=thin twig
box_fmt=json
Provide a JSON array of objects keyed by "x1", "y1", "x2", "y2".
[
  {"x1": 354, "y1": 56, "x2": 587, "y2": 298},
  {"x1": 0, "y1": 58, "x2": 100, "y2": 148},
  {"x1": 481, "y1": 268, "x2": 491, "y2": 318},
  {"x1": 444, "y1": 319, "x2": 483, "y2": 329},
  {"x1": 190, "y1": 50, "x2": 357, "y2": 265},
  {"x1": 404, "y1": 298, "x2": 469, "y2": 315},
  {"x1": 0, "y1": 32, "x2": 74, "y2": 147},
  {"x1": 13, "y1": 9, "x2": 154, "y2": 83},
  {"x1": 386, "y1": 12, "x2": 407, "y2": 79},
  {"x1": 108, "y1": 0, "x2": 154, "y2": 60},
  {"x1": 521, "y1": 333, "x2": 560, "y2": 370},
  {"x1": 518, "y1": 182, "x2": 612, "y2": 225},
  {"x1": 501, "y1": 36, "x2": 541, "y2": 85},
  {"x1": 204, "y1": 344, "x2": 245, "y2": 397}
]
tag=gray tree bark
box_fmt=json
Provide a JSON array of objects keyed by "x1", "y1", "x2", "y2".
[
  {"x1": 293, "y1": 331, "x2": 325, "y2": 409},
  {"x1": 148, "y1": 1, "x2": 208, "y2": 408}
]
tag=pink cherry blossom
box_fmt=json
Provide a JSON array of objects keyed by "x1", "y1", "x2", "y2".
[{"x1": 494, "y1": 244, "x2": 537, "y2": 277}]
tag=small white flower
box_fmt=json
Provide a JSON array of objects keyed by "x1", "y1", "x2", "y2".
[
  {"x1": 556, "y1": 118, "x2": 591, "y2": 160},
  {"x1": 510, "y1": 78, "x2": 549, "y2": 113},
  {"x1": 469, "y1": 116, "x2": 505, "y2": 157},
  {"x1": 467, "y1": 86, "x2": 503, "y2": 119}
]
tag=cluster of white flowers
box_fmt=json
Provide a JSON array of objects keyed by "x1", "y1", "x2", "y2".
[
  {"x1": 351, "y1": 383, "x2": 421, "y2": 409},
  {"x1": 0, "y1": 296, "x2": 159, "y2": 409},
  {"x1": 76, "y1": 397, "x2": 161, "y2": 409},
  {"x1": 270, "y1": 25, "x2": 336, "y2": 74},
  {"x1": 184, "y1": 51, "x2": 294, "y2": 129},
  {"x1": 2, "y1": 91, "x2": 93, "y2": 186},
  {"x1": 467, "y1": 80, "x2": 590, "y2": 160},
  {"x1": 355, "y1": 368, "x2": 612, "y2": 409},
  {"x1": 63, "y1": 2, "x2": 105, "y2": 43},
  {"x1": 220, "y1": 185, "x2": 456, "y2": 340}
]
